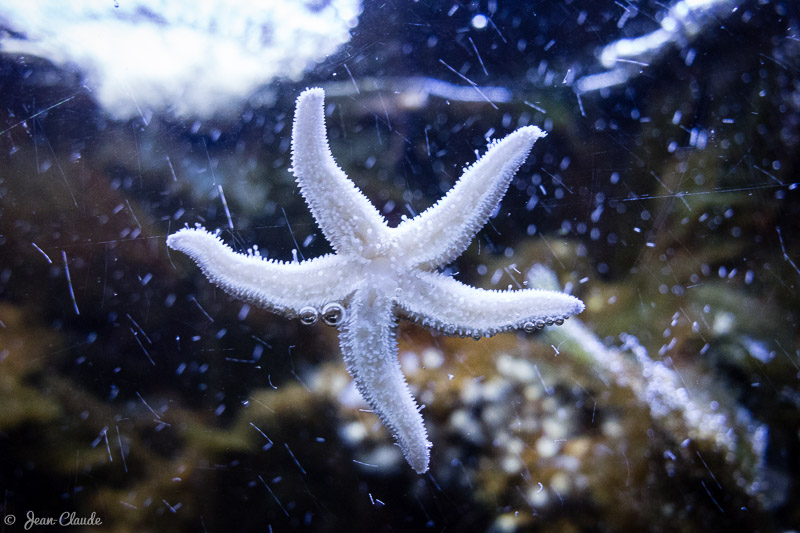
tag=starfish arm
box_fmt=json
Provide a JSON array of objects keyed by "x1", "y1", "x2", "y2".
[
  {"x1": 339, "y1": 286, "x2": 432, "y2": 473},
  {"x1": 398, "y1": 271, "x2": 585, "y2": 337},
  {"x1": 392, "y1": 125, "x2": 546, "y2": 270},
  {"x1": 167, "y1": 227, "x2": 358, "y2": 315},
  {"x1": 290, "y1": 87, "x2": 390, "y2": 257}
]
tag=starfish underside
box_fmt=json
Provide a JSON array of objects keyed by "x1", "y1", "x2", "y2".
[{"x1": 167, "y1": 88, "x2": 584, "y2": 473}]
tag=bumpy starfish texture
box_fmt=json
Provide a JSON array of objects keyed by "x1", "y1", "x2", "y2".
[{"x1": 167, "y1": 88, "x2": 585, "y2": 474}]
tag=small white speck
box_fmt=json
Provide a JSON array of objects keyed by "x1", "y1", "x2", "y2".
[{"x1": 471, "y1": 13, "x2": 488, "y2": 29}]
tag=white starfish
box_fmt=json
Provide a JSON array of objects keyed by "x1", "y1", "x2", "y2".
[{"x1": 167, "y1": 88, "x2": 584, "y2": 473}]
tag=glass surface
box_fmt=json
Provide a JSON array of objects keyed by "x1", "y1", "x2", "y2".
[{"x1": 0, "y1": 1, "x2": 797, "y2": 531}]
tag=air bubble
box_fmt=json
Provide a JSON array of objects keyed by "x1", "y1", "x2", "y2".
[
  {"x1": 299, "y1": 306, "x2": 319, "y2": 326},
  {"x1": 321, "y1": 302, "x2": 345, "y2": 327}
]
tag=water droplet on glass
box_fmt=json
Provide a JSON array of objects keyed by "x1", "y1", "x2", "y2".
[
  {"x1": 321, "y1": 302, "x2": 345, "y2": 327},
  {"x1": 555, "y1": 318, "x2": 565, "y2": 326},
  {"x1": 523, "y1": 322, "x2": 535, "y2": 333},
  {"x1": 299, "y1": 306, "x2": 319, "y2": 325}
]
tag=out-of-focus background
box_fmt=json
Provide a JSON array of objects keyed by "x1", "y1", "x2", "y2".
[{"x1": 0, "y1": 1, "x2": 798, "y2": 531}]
